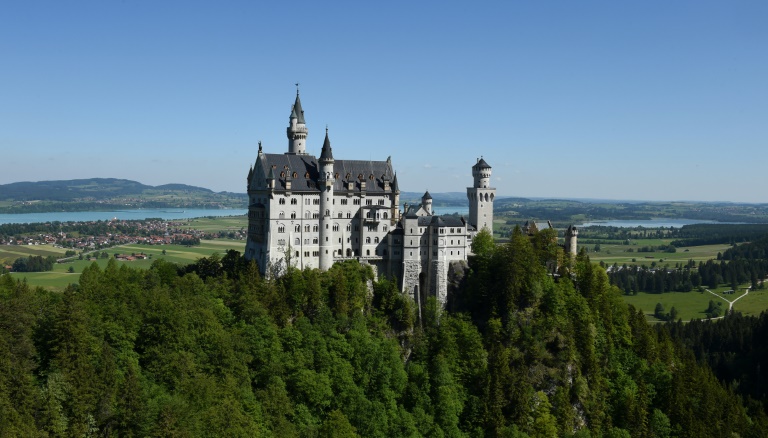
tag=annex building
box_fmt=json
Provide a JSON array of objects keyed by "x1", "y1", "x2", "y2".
[{"x1": 245, "y1": 90, "x2": 496, "y2": 305}]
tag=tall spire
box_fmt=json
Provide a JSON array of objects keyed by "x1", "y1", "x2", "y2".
[
  {"x1": 320, "y1": 126, "x2": 334, "y2": 161},
  {"x1": 287, "y1": 85, "x2": 308, "y2": 154},
  {"x1": 293, "y1": 84, "x2": 305, "y2": 124}
]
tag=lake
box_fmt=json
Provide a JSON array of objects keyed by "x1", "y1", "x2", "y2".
[
  {"x1": 580, "y1": 219, "x2": 739, "y2": 228},
  {"x1": 0, "y1": 206, "x2": 470, "y2": 225},
  {"x1": 0, "y1": 209, "x2": 248, "y2": 225}
]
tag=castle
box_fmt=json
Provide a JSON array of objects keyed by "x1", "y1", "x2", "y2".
[{"x1": 245, "y1": 90, "x2": 495, "y2": 305}]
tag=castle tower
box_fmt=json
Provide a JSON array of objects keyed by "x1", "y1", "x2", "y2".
[
  {"x1": 287, "y1": 87, "x2": 308, "y2": 155},
  {"x1": 565, "y1": 225, "x2": 578, "y2": 256},
  {"x1": 318, "y1": 128, "x2": 335, "y2": 270},
  {"x1": 467, "y1": 157, "x2": 495, "y2": 232},
  {"x1": 421, "y1": 191, "x2": 433, "y2": 215}
]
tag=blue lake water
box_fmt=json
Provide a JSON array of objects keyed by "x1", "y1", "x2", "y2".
[
  {"x1": 580, "y1": 219, "x2": 739, "y2": 228},
  {"x1": 0, "y1": 206, "x2": 470, "y2": 225},
  {"x1": 0, "y1": 209, "x2": 248, "y2": 225},
  {"x1": 432, "y1": 206, "x2": 469, "y2": 216}
]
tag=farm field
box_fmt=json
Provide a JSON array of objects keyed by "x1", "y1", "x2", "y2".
[
  {"x1": 181, "y1": 215, "x2": 247, "y2": 232},
  {"x1": 5, "y1": 239, "x2": 246, "y2": 291},
  {"x1": 0, "y1": 244, "x2": 69, "y2": 265},
  {"x1": 588, "y1": 242, "x2": 731, "y2": 268}
]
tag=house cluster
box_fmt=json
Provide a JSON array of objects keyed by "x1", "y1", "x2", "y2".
[{"x1": 0, "y1": 219, "x2": 236, "y2": 249}]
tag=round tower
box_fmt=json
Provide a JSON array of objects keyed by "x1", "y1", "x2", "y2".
[
  {"x1": 422, "y1": 191, "x2": 433, "y2": 215},
  {"x1": 318, "y1": 128, "x2": 335, "y2": 270},
  {"x1": 286, "y1": 88, "x2": 308, "y2": 154},
  {"x1": 565, "y1": 225, "x2": 579, "y2": 256},
  {"x1": 473, "y1": 157, "x2": 492, "y2": 188},
  {"x1": 467, "y1": 157, "x2": 495, "y2": 232}
]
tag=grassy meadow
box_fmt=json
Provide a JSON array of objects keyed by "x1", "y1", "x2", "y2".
[
  {"x1": 587, "y1": 240, "x2": 731, "y2": 268},
  {"x1": 5, "y1": 239, "x2": 245, "y2": 291}
]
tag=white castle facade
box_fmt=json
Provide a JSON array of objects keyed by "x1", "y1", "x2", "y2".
[{"x1": 245, "y1": 91, "x2": 496, "y2": 305}]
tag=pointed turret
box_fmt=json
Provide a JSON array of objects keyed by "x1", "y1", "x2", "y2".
[
  {"x1": 287, "y1": 87, "x2": 308, "y2": 154},
  {"x1": 293, "y1": 90, "x2": 305, "y2": 124},
  {"x1": 319, "y1": 127, "x2": 334, "y2": 162},
  {"x1": 422, "y1": 191, "x2": 433, "y2": 215}
]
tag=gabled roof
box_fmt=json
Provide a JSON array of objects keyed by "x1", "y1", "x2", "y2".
[{"x1": 256, "y1": 153, "x2": 395, "y2": 194}]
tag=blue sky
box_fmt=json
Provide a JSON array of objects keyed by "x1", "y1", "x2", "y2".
[{"x1": 1, "y1": 1, "x2": 766, "y2": 202}]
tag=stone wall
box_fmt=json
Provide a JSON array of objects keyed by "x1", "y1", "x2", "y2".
[{"x1": 401, "y1": 260, "x2": 422, "y2": 302}]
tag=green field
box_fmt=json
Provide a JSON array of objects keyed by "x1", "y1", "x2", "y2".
[
  {"x1": 732, "y1": 288, "x2": 768, "y2": 317},
  {"x1": 5, "y1": 239, "x2": 246, "y2": 291},
  {"x1": 623, "y1": 291, "x2": 721, "y2": 322},
  {"x1": 0, "y1": 244, "x2": 69, "y2": 265},
  {"x1": 622, "y1": 282, "x2": 768, "y2": 322},
  {"x1": 588, "y1": 242, "x2": 731, "y2": 268},
  {"x1": 181, "y1": 215, "x2": 247, "y2": 232}
]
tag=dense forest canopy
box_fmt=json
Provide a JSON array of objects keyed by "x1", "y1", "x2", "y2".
[{"x1": 1, "y1": 231, "x2": 767, "y2": 436}]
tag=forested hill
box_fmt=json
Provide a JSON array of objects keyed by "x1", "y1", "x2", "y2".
[
  {"x1": 0, "y1": 178, "x2": 213, "y2": 201},
  {"x1": 0, "y1": 178, "x2": 247, "y2": 212},
  {"x1": 1, "y1": 233, "x2": 767, "y2": 436}
]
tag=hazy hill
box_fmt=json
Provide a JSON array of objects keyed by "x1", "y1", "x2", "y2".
[
  {"x1": 0, "y1": 178, "x2": 217, "y2": 201},
  {"x1": 0, "y1": 178, "x2": 246, "y2": 213}
]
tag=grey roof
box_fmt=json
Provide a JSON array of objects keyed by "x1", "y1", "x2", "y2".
[
  {"x1": 422, "y1": 191, "x2": 432, "y2": 200},
  {"x1": 257, "y1": 153, "x2": 395, "y2": 193},
  {"x1": 319, "y1": 130, "x2": 334, "y2": 161},
  {"x1": 473, "y1": 157, "x2": 491, "y2": 169},
  {"x1": 431, "y1": 215, "x2": 465, "y2": 227}
]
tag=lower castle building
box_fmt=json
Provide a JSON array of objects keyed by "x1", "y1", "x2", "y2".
[{"x1": 245, "y1": 90, "x2": 497, "y2": 305}]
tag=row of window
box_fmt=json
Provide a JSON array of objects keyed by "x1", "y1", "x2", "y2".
[
  {"x1": 408, "y1": 250, "x2": 462, "y2": 257},
  {"x1": 277, "y1": 196, "x2": 389, "y2": 206}
]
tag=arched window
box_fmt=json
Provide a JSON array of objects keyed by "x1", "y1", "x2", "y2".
[
  {"x1": 346, "y1": 224, "x2": 351, "y2": 231},
  {"x1": 278, "y1": 226, "x2": 285, "y2": 233},
  {"x1": 294, "y1": 225, "x2": 300, "y2": 232},
  {"x1": 293, "y1": 172, "x2": 298, "y2": 178},
  {"x1": 290, "y1": 212, "x2": 296, "y2": 219},
  {"x1": 291, "y1": 198, "x2": 297, "y2": 205},
  {"x1": 383, "y1": 212, "x2": 388, "y2": 219},
  {"x1": 325, "y1": 209, "x2": 330, "y2": 216},
  {"x1": 295, "y1": 238, "x2": 300, "y2": 245},
  {"x1": 279, "y1": 198, "x2": 286, "y2": 205},
  {"x1": 374, "y1": 237, "x2": 379, "y2": 243},
  {"x1": 338, "y1": 213, "x2": 343, "y2": 218},
  {"x1": 305, "y1": 225, "x2": 310, "y2": 232},
  {"x1": 366, "y1": 237, "x2": 371, "y2": 244},
  {"x1": 279, "y1": 212, "x2": 285, "y2": 218},
  {"x1": 347, "y1": 212, "x2": 351, "y2": 218},
  {"x1": 313, "y1": 225, "x2": 318, "y2": 232}
]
